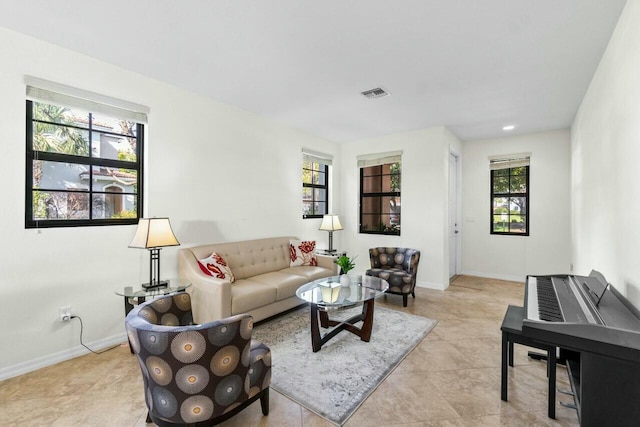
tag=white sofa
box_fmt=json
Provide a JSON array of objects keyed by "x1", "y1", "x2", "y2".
[{"x1": 178, "y1": 236, "x2": 336, "y2": 324}]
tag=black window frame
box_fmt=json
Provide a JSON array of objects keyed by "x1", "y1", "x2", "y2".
[
  {"x1": 302, "y1": 162, "x2": 329, "y2": 219},
  {"x1": 359, "y1": 162, "x2": 401, "y2": 236},
  {"x1": 490, "y1": 165, "x2": 529, "y2": 236},
  {"x1": 25, "y1": 100, "x2": 144, "y2": 228}
]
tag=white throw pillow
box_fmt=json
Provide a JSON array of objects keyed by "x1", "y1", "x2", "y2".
[
  {"x1": 197, "y1": 252, "x2": 235, "y2": 282},
  {"x1": 289, "y1": 240, "x2": 318, "y2": 267}
]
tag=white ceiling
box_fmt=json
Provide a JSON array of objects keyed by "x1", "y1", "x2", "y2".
[{"x1": 0, "y1": 0, "x2": 626, "y2": 142}]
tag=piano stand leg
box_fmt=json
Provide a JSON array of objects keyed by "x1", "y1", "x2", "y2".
[
  {"x1": 501, "y1": 332, "x2": 508, "y2": 401},
  {"x1": 548, "y1": 348, "x2": 556, "y2": 419}
]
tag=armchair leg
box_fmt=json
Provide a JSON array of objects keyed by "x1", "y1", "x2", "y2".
[
  {"x1": 260, "y1": 387, "x2": 270, "y2": 415},
  {"x1": 402, "y1": 294, "x2": 408, "y2": 307},
  {"x1": 145, "y1": 411, "x2": 152, "y2": 424}
]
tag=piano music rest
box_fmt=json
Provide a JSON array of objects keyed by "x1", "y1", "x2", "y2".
[{"x1": 501, "y1": 305, "x2": 557, "y2": 419}]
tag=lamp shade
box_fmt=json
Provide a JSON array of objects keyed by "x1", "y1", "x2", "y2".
[
  {"x1": 319, "y1": 214, "x2": 344, "y2": 232},
  {"x1": 129, "y1": 218, "x2": 180, "y2": 249}
]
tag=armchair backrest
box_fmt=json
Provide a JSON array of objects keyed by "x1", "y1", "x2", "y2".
[
  {"x1": 369, "y1": 247, "x2": 421, "y2": 277},
  {"x1": 136, "y1": 292, "x2": 194, "y2": 326},
  {"x1": 125, "y1": 293, "x2": 254, "y2": 425}
]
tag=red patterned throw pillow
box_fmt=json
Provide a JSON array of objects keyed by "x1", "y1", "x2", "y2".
[
  {"x1": 289, "y1": 240, "x2": 318, "y2": 267},
  {"x1": 197, "y1": 252, "x2": 235, "y2": 282}
]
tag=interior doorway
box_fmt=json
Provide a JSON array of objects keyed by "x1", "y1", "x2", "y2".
[{"x1": 448, "y1": 152, "x2": 460, "y2": 279}]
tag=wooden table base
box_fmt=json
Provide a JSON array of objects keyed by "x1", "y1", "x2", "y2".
[{"x1": 310, "y1": 299, "x2": 375, "y2": 352}]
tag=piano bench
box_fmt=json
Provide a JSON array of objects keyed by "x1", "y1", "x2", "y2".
[{"x1": 500, "y1": 305, "x2": 557, "y2": 419}]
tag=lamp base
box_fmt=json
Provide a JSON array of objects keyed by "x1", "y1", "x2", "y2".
[
  {"x1": 316, "y1": 249, "x2": 338, "y2": 256},
  {"x1": 141, "y1": 280, "x2": 169, "y2": 290}
]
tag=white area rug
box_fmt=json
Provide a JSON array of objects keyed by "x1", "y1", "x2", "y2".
[{"x1": 253, "y1": 304, "x2": 437, "y2": 426}]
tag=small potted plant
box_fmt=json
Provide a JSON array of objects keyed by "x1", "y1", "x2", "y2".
[{"x1": 335, "y1": 254, "x2": 356, "y2": 286}]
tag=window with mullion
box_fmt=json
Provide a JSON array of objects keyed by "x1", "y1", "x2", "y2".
[
  {"x1": 26, "y1": 100, "x2": 143, "y2": 228},
  {"x1": 490, "y1": 166, "x2": 529, "y2": 235},
  {"x1": 302, "y1": 161, "x2": 328, "y2": 218},
  {"x1": 359, "y1": 162, "x2": 401, "y2": 235}
]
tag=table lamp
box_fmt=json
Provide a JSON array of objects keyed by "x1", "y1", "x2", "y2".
[
  {"x1": 319, "y1": 214, "x2": 343, "y2": 253},
  {"x1": 129, "y1": 217, "x2": 180, "y2": 289}
]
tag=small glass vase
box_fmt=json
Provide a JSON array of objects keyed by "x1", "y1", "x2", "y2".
[{"x1": 339, "y1": 274, "x2": 351, "y2": 287}]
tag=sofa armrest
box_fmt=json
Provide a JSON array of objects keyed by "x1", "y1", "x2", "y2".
[
  {"x1": 178, "y1": 248, "x2": 233, "y2": 323},
  {"x1": 316, "y1": 254, "x2": 339, "y2": 275}
]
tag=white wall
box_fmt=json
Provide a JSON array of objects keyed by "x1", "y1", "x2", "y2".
[
  {"x1": 571, "y1": 0, "x2": 640, "y2": 307},
  {"x1": 0, "y1": 28, "x2": 338, "y2": 379},
  {"x1": 340, "y1": 126, "x2": 461, "y2": 290},
  {"x1": 461, "y1": 129, "x2": 572, "y2": 281}
]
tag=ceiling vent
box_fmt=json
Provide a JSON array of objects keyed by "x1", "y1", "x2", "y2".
[{"x1": 361, "y1": 87, "x2": 390, "y2": 99}]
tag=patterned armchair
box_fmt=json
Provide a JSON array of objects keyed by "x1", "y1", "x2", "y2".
[
  {"x1": 366, "y1": 247, "x2": 421, "y2": 307},
  {"x1": 125, "y1": 293, "x2": 271, "y2": 426}
]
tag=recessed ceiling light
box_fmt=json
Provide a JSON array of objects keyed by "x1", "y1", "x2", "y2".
[{"x1": 503, "y1": 125, "x2": 515, "y2": 131}]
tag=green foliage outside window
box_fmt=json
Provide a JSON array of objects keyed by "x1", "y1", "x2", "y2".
[
  {"x1": 491, "y1": 166, "x2": 529, "y2": 235},
  {"x1": 33, "y1": 103, "x2": 90, "y2": 156},
  {"x1": 303, "y1": 160, "x2": 328, "y2": 218},
  {"x1": 26, "y1": 99, "x2": 143, "y2": 227},
  {"x1": 360, "y1": 162, "x2": 401, "y2": 235}
]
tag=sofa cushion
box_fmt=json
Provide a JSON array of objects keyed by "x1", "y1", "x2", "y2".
[
  {"x1": 187, "y1": 237, "x2": 295, "y2": 281},
  {"x1": 289, "y1": 240, "x2": 318, "y2": 267},
  {"x1": 231, "y1": 279, "x2": 277, "y2": 315},
  {"x1": 248, "y1": 271, "x2": 308, "y2": 300},
  {"x1": 282, "y1": 265, "x2": 334, "y2": 282},
  {"x1": 198, "y1": 252, "x2": 235, "y2": 282}
]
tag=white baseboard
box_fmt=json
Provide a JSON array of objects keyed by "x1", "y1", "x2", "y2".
[
  {"x1": 0, "y1": 332, "x2": 127, "y2": 382},
  {"x1": 416, "y1": 281, "x2": 449, "y2": 291},
  {"x1": 459, "y1": 270, "x2": 526, "y2": 283}
]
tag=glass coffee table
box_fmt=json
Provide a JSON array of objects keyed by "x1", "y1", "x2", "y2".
[{"x1": 296, "y1": 275, "x2": 389, "y2": 352}]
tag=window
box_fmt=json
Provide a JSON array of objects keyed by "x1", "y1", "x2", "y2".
[
  {"x1": 358, "y1": 151, "x2": 401, "y2": 235},
  {"x1": 25, "y1": 78, "x2": 147, "y2": 228},
  {"x1": 490, "y1": 154, "x2": 530, "y2": 235},
  {"x1": 302, "y1": 150, "x2": 331, "y2": 218}
]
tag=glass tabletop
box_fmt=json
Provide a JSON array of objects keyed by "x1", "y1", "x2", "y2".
[
  {"x1": 115, "y1": 280, "x2": 191, "y2": 298},
  {"x1": 296, "y1": 275, "x2": 389, "y2": 308}
]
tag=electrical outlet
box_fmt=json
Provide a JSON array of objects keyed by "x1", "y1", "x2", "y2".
[{"x1": 59, "y1": 306, "x2": 71, "y2": 322}]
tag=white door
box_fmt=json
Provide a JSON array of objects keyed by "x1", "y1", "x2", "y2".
[{"x1": 448, "y1": 153, "x2": 460, "y2": 278}]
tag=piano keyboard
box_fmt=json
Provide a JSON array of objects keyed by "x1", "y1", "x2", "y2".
[
  {"x1": 527, "y1": 275, "x2": 602, "y2": 324},
  {"x1": 526, "y1": 276, "x2": 564, "y2": 322},
  {"x1": 536, "y1": 276, "x2": 564, "y2": 321}
]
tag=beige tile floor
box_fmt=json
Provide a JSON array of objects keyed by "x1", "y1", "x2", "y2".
[{"x1": 0, "y1": 275, "x2": 580, "y2": 426}]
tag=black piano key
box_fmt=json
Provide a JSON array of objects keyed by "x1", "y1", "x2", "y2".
[{"x1": 536, "y1": 276, "x2": 563, "y2": 321}]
